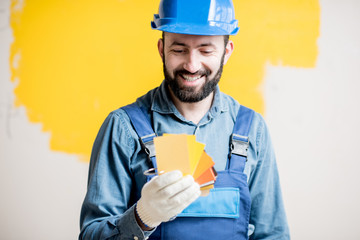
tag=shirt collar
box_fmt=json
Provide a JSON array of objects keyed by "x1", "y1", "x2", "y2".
[{"x1": 151, "y1": 80, "x2": 229, "y2": 117}]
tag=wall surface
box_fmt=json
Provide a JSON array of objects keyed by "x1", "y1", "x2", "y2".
[
  {"x1": 265, "y1": 1, "x2": 360, "y2": 238},
  {"x1": 0, "y1": 0, "x2": 359, "y2": 239}
]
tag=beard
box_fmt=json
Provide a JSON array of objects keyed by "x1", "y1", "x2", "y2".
[{"x1": 163, "y1": 54, "x2": 225, "y2": 103}]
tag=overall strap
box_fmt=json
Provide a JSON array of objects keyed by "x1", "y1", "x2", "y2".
[
  {"x1": 227, "y1": 105, "x2": 255, "y2": 172},
  {"x1": 122, "y1": 103, "x2": 157, "y2": 169}
]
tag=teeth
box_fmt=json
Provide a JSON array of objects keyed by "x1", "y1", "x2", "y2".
[{"x1": 182, "y1": 75, "x2": 202, "y2": 81}]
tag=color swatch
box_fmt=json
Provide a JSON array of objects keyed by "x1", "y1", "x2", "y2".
[{"x1": 154, "y1": 134, "x2": 217, "y2": 190}]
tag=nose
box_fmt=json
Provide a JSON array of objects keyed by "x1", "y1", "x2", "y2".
[{"x1": 183, "y1": 51, "x2": 201, "y2": 74}]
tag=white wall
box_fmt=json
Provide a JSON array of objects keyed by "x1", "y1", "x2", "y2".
[
  {"x1": 1, "y1": 0, "x2": 360, "y2": 239},
  {"x1": 265, "y1": 0, "x2": 360, "y2": 239}
]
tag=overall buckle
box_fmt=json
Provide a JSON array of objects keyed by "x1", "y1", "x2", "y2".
[
  {"x1": 230, "y1": 134, "x2": 249, "y2": 157},
  {"x1": 140, "y1": 133, "x2": 156, "y2": 158}
]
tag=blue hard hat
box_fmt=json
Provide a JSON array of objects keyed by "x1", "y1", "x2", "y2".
[{"x1": 151, "y1": 0, "x2": 239, "y2": 36}]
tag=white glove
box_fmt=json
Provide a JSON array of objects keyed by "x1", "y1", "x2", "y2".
[{"x1": 136, "y1": 170, "x2": 201, "y2": 228}]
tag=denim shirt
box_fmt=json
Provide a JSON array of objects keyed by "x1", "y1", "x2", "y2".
[{"x1": 79, "y1": 81, "x2": 290, "y2": 240}]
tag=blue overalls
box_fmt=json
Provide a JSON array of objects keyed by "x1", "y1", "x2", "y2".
[{"x1": 122, "y1": 103, "x2": 254, "y2": 240}]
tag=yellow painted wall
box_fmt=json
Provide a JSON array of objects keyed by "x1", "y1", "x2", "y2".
[{"x1": 10, "y1": 0, "x2": 320, "y2": 160}]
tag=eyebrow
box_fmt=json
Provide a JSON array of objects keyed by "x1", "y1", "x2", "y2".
[{"x1": 169, "y1": 41, "x2": 216, "y2": 48}]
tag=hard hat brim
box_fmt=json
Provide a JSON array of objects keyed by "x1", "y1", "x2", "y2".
[{"x1": 151, "y1": 21, "x2": 239, "y2": 36}]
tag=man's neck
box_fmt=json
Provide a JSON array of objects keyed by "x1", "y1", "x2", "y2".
[{"x1": 169, "y1": 89, "x2": 214, "y2": 125}]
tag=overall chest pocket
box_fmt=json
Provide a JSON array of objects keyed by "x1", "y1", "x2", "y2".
[{"x1": 178, "y1": 187, "x2": 240, "y2": 218}]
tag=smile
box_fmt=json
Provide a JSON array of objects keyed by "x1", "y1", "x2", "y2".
[{"x1": 181, "y1": 74, "x2": 203, "y2": 82}]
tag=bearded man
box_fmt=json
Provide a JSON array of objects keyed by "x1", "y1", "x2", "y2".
[{"x1": 79, "y1": 1, "x2": 290, "y2": 239}]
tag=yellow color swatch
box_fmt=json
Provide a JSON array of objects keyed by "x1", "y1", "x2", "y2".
[
  {"x1": 186, "y1": 135, "x2": 206, "y2": 175},
  {"x1": 154, "y1": 134, "x2": 192, "y2": 175}
]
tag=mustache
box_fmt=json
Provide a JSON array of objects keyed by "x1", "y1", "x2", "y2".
[{"x1": 174, "y1": 69, "x2": 211, "y2": 77}]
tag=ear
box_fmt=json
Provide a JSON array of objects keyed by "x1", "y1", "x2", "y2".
[
  {"x1": 223, "y1": 40, "x2": 234, "y2": 65},
  {"x1": 157, "y1": 38, "x2": 164, "y2": 59}
]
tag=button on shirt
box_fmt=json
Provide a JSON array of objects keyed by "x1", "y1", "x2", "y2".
[{"x1": 79, "y1": 81, "x2": 290, "y2": 240}]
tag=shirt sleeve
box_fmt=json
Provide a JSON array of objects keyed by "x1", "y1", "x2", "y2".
[
  {"x1": 79, "y1": 111, "x2": 155, "y2": 240},
  {"x1": 248, "y1": 114, "x2": 290, "y2": 240}
]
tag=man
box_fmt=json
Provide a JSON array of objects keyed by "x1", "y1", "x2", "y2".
[{"x1": 79, "y1": 0, "x2": 290, "y2": 239}]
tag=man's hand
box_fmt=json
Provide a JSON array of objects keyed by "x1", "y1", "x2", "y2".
[{"x1": 135, "y1": 170, "x2": 201, "y2": 229}]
